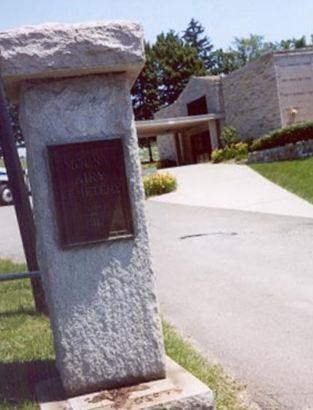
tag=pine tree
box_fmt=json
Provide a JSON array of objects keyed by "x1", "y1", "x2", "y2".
[{"x1": 182, "y1": 18, "x2": 214, "y2": 69}]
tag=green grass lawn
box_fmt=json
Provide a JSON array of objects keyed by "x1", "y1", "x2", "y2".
[
  {"x1": 0, "y1": 260, "x2": 247, "y2": 410},
  {"x1": 250, "y1": 157, "x2": 313, "y2": 205}
]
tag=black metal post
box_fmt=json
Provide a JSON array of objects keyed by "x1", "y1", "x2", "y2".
[{"x1": 0, "y1": 77, "x2": 48, "y2": 314}]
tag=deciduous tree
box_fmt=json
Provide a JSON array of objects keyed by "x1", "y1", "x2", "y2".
[
  {"x1": 131, "y1": 30, "x2": 207, "y2": 120},
  {"x1": 278, "y1": 36, "x2": 307, "y2": 50},
  {"x1": 231, "y1": 34, "x2": 275, "y2": 67},
  {"x1": 210, "y1": 49, "x2": 239, "y2": 75},
  {"x1": 154, "y1": 30, "x2": 207, "y2": 106}
]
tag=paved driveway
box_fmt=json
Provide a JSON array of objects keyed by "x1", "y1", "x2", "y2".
[
  {"x1": 152, "y1": 163, "x2": 313, "y2": 218},
  {"x1": 149, "y1": 164, "x2": 313, "y2": 409},
  {"x1": 147, "y1": 201, "x2": 313, "y2": 410}
]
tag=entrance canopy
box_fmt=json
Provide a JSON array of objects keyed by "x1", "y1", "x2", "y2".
[{"x1": 136, "y1": 113, "x2": 225, "y2": 138}]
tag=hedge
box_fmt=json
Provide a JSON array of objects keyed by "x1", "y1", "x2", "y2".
[
  {"x1": 211, "y1": 142, "x2": 248, "y2": 163},
  {"x1": 251, "y1": 121, "x2": 313, "y2": 152},
  {"x1": 143, "y1": 172, "x2": 177, "y2": 197}
]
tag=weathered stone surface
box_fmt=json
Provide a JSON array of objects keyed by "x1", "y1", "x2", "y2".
[
  {"x1": 36, "y1": 357, "x2": 215, "y2": 409},
  {"x1": 20, "y1": 72, "x2": 165, "y2": 396},
  {"x1": 155, "y1": 76, "x2": 223, "y2": 120},
  {"x1": 0, "y1": 21, "x2": 145, "y2": 99},
  {"x1": 222, "y1": 49, "x2": 313, "y2": 140},
  {"x1": 274, "y1": 50, "x2": 313, "y2": 126},
  {"x1": 154, "y1": 76, "x2": 224, "y2": 164},
  {"x1": 157, "y1": 133, "x2": 178, "y2": 162},
  {"x1": 248, "y1": 139, "x2": 313, "y2": 163},
  {"x1": 222, "y1": 53, "x2": 282, "y2": 140}
]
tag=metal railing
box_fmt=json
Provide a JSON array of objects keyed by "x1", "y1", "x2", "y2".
[{"x1": 0, "y1": 270, "x2": 41, "y2": 282}]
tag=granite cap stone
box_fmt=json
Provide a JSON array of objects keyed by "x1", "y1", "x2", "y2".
[{"x1": 0, "y1": 20, "x2": 145, "y2": 99}]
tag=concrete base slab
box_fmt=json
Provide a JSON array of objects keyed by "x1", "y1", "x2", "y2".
[{"x1": 36, "y1": 357, "x2": 214, "y2": 409}]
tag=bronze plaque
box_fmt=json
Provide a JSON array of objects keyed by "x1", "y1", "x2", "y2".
[{"x1": 48, "y1": 138, "x2": 134, "y2": 247}]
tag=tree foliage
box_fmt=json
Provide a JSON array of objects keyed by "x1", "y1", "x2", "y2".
[
  {"x1": 278, "y1": 36, "x2": 307, "y2": 50},
  {"x1": 210, "y1": 49, "x2": 239, "y2": 75},
  {"x1": 154, "y1": 31, "x2": 207, "y2": 106},
  {"x1": 131, "y1": 29, "x2": 206, "y2": 120},
  {"x1": 132, "y1": 42, "x2": 159, "y2": 120},
  {"x1": 182, "y1": 18, "x2": 214, "y2": 69},
  {"x1": 231, "y1": 34, "x2": 275, "y2": 67}
]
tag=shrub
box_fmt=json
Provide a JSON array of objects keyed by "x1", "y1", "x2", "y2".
[
  {"x1": 143, "y1": 172, "x2": 177, "y2": 197},
  {"x1": 220, "y1": 126, "x2": 238, "y2": 147},
  {"x1": 232, "y1": 141, "x2": 249, "y2": 160},
  {"x1": 211, "y1": 142, "x2": 248, "y2": 163},
  {"x1": 251, "y1": 121, "x2": 313, "y2": 151},
  {"x1": 211, "y1": 149, "x2": 225, "y2": 163}
]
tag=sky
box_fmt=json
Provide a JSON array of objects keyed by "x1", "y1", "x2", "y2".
[{"x1": 1, "y1": 0, "x2": 313, "y2": 49}]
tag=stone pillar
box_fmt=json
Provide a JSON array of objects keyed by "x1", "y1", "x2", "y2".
[
  {"x1": 208, "y1": 120, "x2": 219, "y2": 150},
  {"x1": 0, "y1": 22, "x2": 165, "y2": 396},
  {"x1": 174, "y1": 132, "x2": 183, "y2": 165}
]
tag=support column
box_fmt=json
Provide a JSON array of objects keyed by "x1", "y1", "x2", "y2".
[
  {"x1": 174, "y1": 132, "x2": 183, "y2": 165},
  {"x1": 208, "y1": 120, "x2": 219, "y2": 150}
]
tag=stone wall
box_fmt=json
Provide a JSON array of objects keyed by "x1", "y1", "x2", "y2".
[
  {"x1": 155, "y1": 76, "x2": 223, "y2": 119},
  {"x1": 154, "y1": 100, "x2": 182, "y2": 119},
  {"x1": 274, "y1": 50, "x2": 313, "y2": 126},
  {"x1": 248, "y1": 139, "x2": 313, "y2": 163},
  {"x1": 222, "y1": 54, "x2": 282, "y2": 140}
]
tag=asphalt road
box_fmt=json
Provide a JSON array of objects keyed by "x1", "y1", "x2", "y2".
[
  {"x1": 0, "y1": 204, "x2": 24, "y2": 262},
  {"x1": 147, "y1": 201, "x2": 313, "y2": 410},
  {"x1": 2, "y1": 201, "x2": 313, "y2": 409}
]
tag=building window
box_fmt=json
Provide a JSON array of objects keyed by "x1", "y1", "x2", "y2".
[{"x1": 187, "y1": 96, "x2": 208, "y2": 116}]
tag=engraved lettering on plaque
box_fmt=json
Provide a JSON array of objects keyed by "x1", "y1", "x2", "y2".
[{"x1": 48, "y1": 138, "x2": 134, "y2": 247}]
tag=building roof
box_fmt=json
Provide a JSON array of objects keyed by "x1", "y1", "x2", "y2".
[
  {"x1": 136, "y1": 113, "x2": 225, "y2": 138},
  {"x1": 155, "y1": 75, "x2": 222, "y2": 119},
  {"x1": 272, "y1": 46, "x2": 313, "y2": 57}
]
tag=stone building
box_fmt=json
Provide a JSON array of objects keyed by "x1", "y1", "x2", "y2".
[
  {"x1": 136, "y1": 76, "x2": 225, "y2": 165},
  {"x1": 136, "y1": 48, "x2": 313, "y2": 165}
]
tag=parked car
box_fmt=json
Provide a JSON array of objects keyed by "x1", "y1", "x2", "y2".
[
  {"x1": 0, "y1": 166, "x2": 30, "y2": 206},
  {"x1": 0, "y1": 167, "x2": 13, "y2": 205}
]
